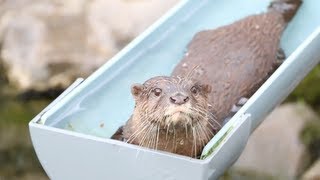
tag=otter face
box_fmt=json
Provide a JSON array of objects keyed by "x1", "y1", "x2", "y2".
[
  {"x1": 125, "y1": 76, "x2": 220, "y2": 157},
  {"x1": 131, "y1": 76, "x2": 214, "y2": 129}
]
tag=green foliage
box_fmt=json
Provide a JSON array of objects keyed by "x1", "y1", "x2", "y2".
[
  {"x1": 0, "y1": 97, "x2": 50, "y2": 124},
  {"x1": 300, "y1": 120, "x2": 320, "y2": 161},
  {"x1": 287, "y1": 65, "x2": 320, "y2": 161},
  {"x1": 301, "y1": 120, "x2": 320, "y2": 146},
  {"x1": 0, "y1": 145, "x2": 44, "y2": 177},
  {"x1": 0, "y1": 72, "x2": 51, "y2": 124},
  {"x1": 287, "y1": 64, "x2": 320, "y2": 108}
]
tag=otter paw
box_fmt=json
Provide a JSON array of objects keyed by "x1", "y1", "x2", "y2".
[
  {"x1": 276, "y1": 48, "x2": 286, "y2": 65},
  {"x1": 111, "y1": 126, "x2": 124, "y2": 141},
  {"x1": 231, "y1": 97, "x2": 249, "y2": 113},
  {"x1": 223, "y1": 97, "x2": 249, "y2": 125}
]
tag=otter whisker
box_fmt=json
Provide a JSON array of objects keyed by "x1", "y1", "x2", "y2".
[
  {"x1": 196, "y1": 106, "x2": 219, "y2": 125},
  {"x1": 139, "y1": 123, "x2": 154, "y2": 147},
  {"x1": 197, "y1": 120, "x2": 212, "y2": 142},
  {"x1": 201, "y1": 122, "x2": 212, "y2": 143},
  {"x1": 156, "y1": 122, "x2": 160, "y2": 150},
  {"x1": 201, "y1": 121, "x2": 215, "y2": 137},
  {"x1": 130, "y1": 123, "x2": 150, "y2": 144},
  {"x1": 151, "y1": 124, "x2": 158, "y2": 150},
  {"x1": 194, "y1": 125, "x2": 205, "y2": 149},
  {"x1": 127, "y1": 116, "x2": 150, "y2": 142},
  {"x1": 164, "y1": 132, "x2": 170, "y2": 151},
  {"x1": 165, "y1": 121, "x2": 171, "y2": 141},
  {"x1": 191, "y1": 106, "x2": 221, "y2": 129},
  {"x1": 192, "y1": 126, "x2": 197, "y2": 158},
  {"x1": 173, "y1": 125, "x2": 177, "y2": 152},
  {"x1": 207, "y1": 113, "x2": 221, "y2": 128},
  {"x1": 126, "y1": 120, "x2": 151, "y2": 143},
  {"x1": 202, "y1": 116, "x2": 219, "y2": 130},
  {"x1": 151, "y1": 120, "x2": 161, "y2": 150},
  {"x1": 193, "y1": 106, "x2": 207, "y2": 116},
  {"x1": 184, "y1": 123, "x2": 188, "y2": 139},
  {"x1": 147, "y1": 124, "x2": 156, "y2": 149},
  {"x1": 205, "y1": 115, "x2": 221, "y2": 131}
]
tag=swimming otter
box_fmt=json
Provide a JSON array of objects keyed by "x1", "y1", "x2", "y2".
[{"x1": 112, "y1": 0, "x2": 302, "y2": 158}]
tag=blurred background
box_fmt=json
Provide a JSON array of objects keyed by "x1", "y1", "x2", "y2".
[{"x1": 0, "y1": 0, "x2": 319, "y2": 179}]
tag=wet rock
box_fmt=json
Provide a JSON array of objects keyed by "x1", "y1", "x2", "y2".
[
  {"x1": 0, "y1": 0, "x2": 178, "y2": 91},
  {"x1": 230, "y1": 103, "x2": 318, "y2": 179},
  {"x1": 302, "y1": 160, "x2": 320, "y2": 180}
]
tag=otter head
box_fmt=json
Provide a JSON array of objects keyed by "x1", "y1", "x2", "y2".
[
  {"x1": 126, "y1": 76, "x2": 220, "y2": 157},
  {"x1": 130, "y1": 76, "x2": 216, "y2": 130}
]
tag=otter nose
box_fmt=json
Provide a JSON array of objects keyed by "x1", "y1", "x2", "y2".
[{"x1": 170, "y1": 94, "x2": 189, "y2": 105}]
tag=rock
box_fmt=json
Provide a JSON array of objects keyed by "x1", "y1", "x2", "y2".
[
  {"x1": 230, "y1": 103, "x2": 318, "y2": 179},
  {"x1": 300, "y1": 120, "x2": 320, "y2": 161},
  {"x1": 0, "y1": 0, "x2": 178, "y2": 91},
  {"x1": 302, "y1": 160, "x2": 320, "y2": 180}
]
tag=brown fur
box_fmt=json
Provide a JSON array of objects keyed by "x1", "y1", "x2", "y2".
[
  {"x1": 114, "y1": 0, "x2": 302, "y2": 158},
  {"x1": 122, "y1": 76, "x2": 220, "y2": 157}
]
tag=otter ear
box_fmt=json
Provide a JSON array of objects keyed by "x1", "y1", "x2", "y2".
[
  {"x1": 202, "y1": 84, "x2": 212, "y2": 94},
  {"x1": 131, "y1": 83, "x2": 144, "y2": 97}
]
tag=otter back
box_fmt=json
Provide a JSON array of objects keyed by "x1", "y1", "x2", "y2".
[
  {"x1": 117, "y1": 0, "x2": 302, "y2": 158},
  {"x1": 172, "y1": 11, "x2": 287, "y2": 122}
]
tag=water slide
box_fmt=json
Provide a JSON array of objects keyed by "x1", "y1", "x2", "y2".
[{"x1": 29, "y1": 0, "x2": 320, "y2": 179}]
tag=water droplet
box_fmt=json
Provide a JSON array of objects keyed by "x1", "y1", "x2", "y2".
[
  {"x1": 224, "y1": 82, "x2": 231, "y2": 89},
  {"x1": 179, "y1": 139, "x2": 184, "y2": 145}
]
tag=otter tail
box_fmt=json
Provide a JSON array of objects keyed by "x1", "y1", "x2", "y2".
[{"x1": 268, "y1": 0, "x2": 302, "y2": 23}]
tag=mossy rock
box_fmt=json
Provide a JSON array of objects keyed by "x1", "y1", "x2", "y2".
[{"x1": 300, "y1": 119, "x2": 320, "y2": 161}]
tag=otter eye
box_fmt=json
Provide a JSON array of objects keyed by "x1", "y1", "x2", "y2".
[
  {"x1": 153, "y1": 88, "x2": 162, "y2": 96},
  {"x1": 191, "y1": 86, "x2": 198, "y2": 94}
]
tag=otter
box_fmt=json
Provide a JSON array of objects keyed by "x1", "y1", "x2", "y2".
[{"x1": 112, "y1": 0, "x2": 302, "y2": 158}]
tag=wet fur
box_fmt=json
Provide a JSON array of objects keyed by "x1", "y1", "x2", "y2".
[
  {"x1": 122, "y1": 77, "x2": 221, "y2": 158},
  {"x1": 113, "y1": 0, "x2": 302, "y2": 158}
]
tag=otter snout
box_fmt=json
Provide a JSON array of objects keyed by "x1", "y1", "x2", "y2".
[{"x1": 170, "y1": 93, "x2": 189, "y2": 105}]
